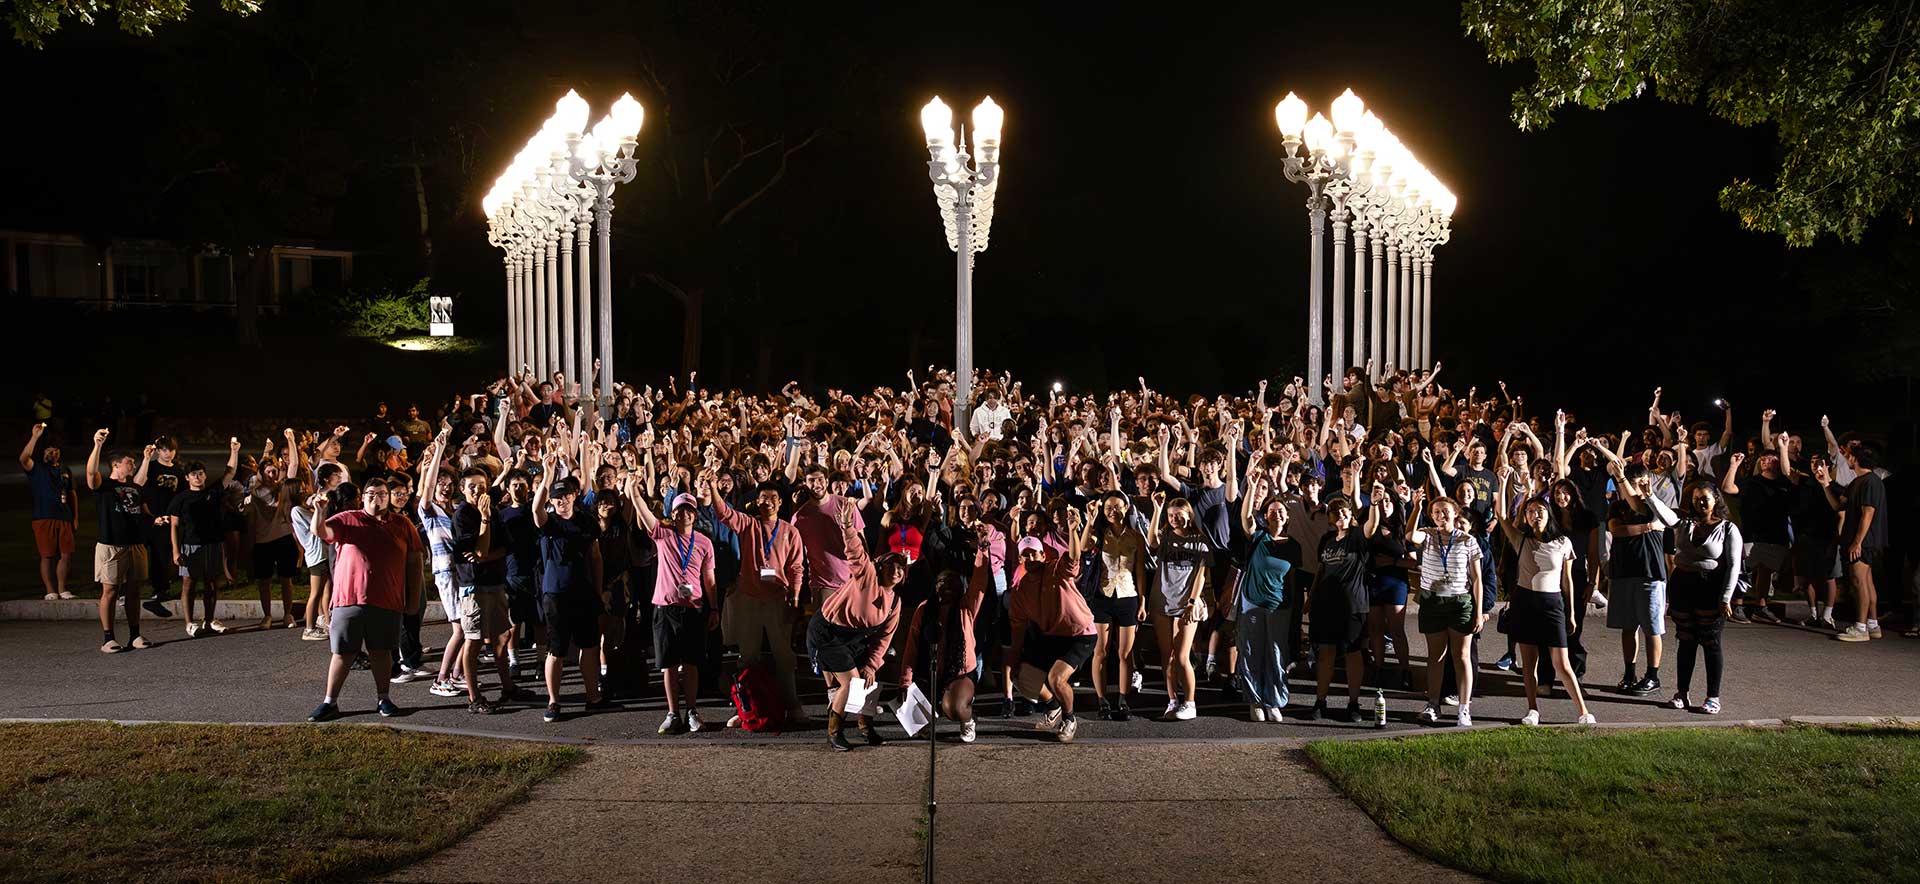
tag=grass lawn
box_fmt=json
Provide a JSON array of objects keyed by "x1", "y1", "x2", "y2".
[
  {"x1": 0, "y1": 721, "x2": 579, "y2": 883},
  {"x1": 1308, "y1": 725, "x2": 1920, "y2": 884}
]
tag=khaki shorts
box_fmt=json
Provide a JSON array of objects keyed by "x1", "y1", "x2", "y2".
[
  {"x1": 460, "y1": 589, "x2": 509, "y2": 641},
  {"x1": 94, "y1": 543, "x2": 147, "y2": 587}
]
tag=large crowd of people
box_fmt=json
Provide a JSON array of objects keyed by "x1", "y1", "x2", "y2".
[{"x1": 17, "y1": 360, "x2": 1911, "y2": 746}]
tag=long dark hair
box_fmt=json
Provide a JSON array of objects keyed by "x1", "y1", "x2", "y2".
[{"x1": 1682, "y1": 480, "x2": 1730, "y2": 523}]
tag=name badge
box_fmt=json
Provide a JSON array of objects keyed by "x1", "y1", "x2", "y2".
[
  {"x1": 759, "y1": 568, "x2": 777, "y2": 580},
  {"x1": 677, "y1": 583, "x2": 696, "y2": 602}
]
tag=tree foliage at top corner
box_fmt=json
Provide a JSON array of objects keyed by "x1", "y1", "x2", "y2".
[
  {"x1": 1463, "y1": 0, "x2": 1920, "y2": 246},
  {"x1": 5, "y1": 0, "x2": 259, "y2": 49}
]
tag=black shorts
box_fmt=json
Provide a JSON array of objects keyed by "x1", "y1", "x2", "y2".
[
  {"x1": 251, "y1": 536, "x2": 299, "y2": 580},
  {"x1": 652, "y1": 604, "x2": 708, "y2": 668},
  {"x1": 1793, "y1": 542, "x2": 1842, "y2": 581},
  {"x1": 540, "y1": 593, "x2": 602, "y2": 657},
  {"x1": 222, "y1": 511, "x2": 246, "y2": 536},
  {"x1": 1848, "y1": 546, "x2": 1883, "y2": 568},
  {"x1": 507, "y1": 576, "x2": 543, "y2": 626},
  {"x1": 1019, "y1": 625, "x2": 1097, "y2": 674},
  {"x1": 1089, "y1": 592, "x2": 1141, "y2": 626}
]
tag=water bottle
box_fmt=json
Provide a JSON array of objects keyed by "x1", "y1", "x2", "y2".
[{"x1": 1373, "y1": 687, "x2": 1387, "y2": 729}]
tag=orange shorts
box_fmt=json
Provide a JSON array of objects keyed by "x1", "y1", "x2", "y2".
[{"x1": 33, "y1": 519, "x2": 75, "y2": 557}]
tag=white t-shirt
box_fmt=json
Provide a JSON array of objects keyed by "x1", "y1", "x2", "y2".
[{"x1": 969, "y1": 402, "x2": 1012, "y2": 440}]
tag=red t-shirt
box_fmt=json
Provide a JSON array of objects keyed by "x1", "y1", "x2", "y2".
[{"x1": 327, "y1": 509, "x2": 421, "y2": 612}]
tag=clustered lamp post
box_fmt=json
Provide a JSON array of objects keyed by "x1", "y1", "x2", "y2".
[
  {"x1": 1274, "y1": 89, "x2": 1456, "y2": 400},
  {"x1": 482, "y1": 89, "x2": 643, "y2": 410},
  {"x1": 921, "y1": 95, "x2": 1004, "y2": 426}
]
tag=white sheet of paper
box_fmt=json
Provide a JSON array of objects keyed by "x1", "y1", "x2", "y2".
[
  {"x1": 897, "y1": 682, "x2": 933, "y2": 737},
  {"x1": 844, "y1": 677, "x2": 879, "y2": 716}
]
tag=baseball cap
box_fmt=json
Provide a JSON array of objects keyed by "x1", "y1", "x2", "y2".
[
  {"x1": 1017, "y1": 536, "x2": 1044, "y2": 555},
  {"x1": 386, "y1": 435, "x2": 405, "y2": 450},
  {"x1": 669, "y1": 495, "x2": 699, "y2": 515}
]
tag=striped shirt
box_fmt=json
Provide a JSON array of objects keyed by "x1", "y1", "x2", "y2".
[{"x1": 1417, "y1": 530, "x2": 1479, "y2": 597}]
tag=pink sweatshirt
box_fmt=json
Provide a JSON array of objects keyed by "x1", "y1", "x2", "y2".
[
  {"x1": 1008, "y1": 552, "x2": 1094, "y2": 637},
  {"x1": 818, "y1": 521, "x2": 901, "y2": 673},
  {"x1": 897, "y1": 565, "x2": 990, "y2": 687}
]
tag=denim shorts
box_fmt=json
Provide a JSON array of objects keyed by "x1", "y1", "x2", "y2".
[
  {"x1": 1605, "y1": 577, "x2": 1667, "y2": 635},
  {"x1": 1368, "y1": 573, "x2": 1409, "y2": 607}
]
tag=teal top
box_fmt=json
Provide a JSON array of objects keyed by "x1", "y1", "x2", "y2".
[{"x1": 1240, "y1": 529, "x2": 1300, "y2": 611}]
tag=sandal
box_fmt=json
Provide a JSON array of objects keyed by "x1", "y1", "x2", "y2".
[{"x1": 1902, "y1": 627, "x2": 1920, "y2": 639}]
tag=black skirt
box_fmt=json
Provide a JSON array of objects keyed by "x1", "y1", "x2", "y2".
[
  {"x1": 1510, "y1": 590, "x2": 1568, "y2": 649},
  {"x1": 806, "y1": 613, "x2": 889, "y2": 674}
]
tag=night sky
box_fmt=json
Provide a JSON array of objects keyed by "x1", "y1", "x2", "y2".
[{"x1": 5, "y1": 1, "x2": 1878, "y2": 433}]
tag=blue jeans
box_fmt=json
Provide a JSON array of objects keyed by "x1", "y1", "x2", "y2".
[{"x1": 1237, "y1": 602, "x2": 1290, "y2": 708}]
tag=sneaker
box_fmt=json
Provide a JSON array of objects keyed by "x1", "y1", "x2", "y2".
[
  {"x1": 960, "y1": 719, "x2": 977, "y2": 743},
  {"x1": 997, "y1": 699, "x2": 1016, "y2": 719},
  {"x1": 1097, "y1": 696, "x2": 1115, "y2": 721},
  {"x1": 43, "y1": 593, "x2": 56, "y2": 601},
  {"x1": 391, "y1": 667, "x2": 428, "y2": 684},
  {"x1": 143, "y1": 599, "x2": 171, "y2": 618},
  {"x1": 1174, "y1": 701, "x2": 1197, "y2": 721},
  {"x1": 376, "y1": 697, "x2": 400, "y2": 718},
  {"x1": 1751, "y1": 607, "x2": 1781, "y2": 624},
  {"x1": 1057, "y1": 715, "x2": 1078, "y2": 742},
  {"x1": 1495, "y1": 653, "x2": 1516, "y2": 672},
  {"x1": 1615, "y1": 674, "x2": 1639, "y2": 693},
  {"x1": 1456, "y1": 706, "x2": 1473, "y2": 727},
  {"x1": 545, "y1": 704, "x2": 562, "y2": 724},
  {"x1": 1302, "y1": 700, "x2": 1324, "y2": 721},
  {"x1": 1383, "y1": 635, "x2": 1396, "y2": 655},
  {"x1": 1443, "y1": 694, "x2": 1460, "y2": 707},
  {"x1": 467, "y1": 699, "x2": 496, "y2": 714},
  {"x1": 1037, "y1": 706, "x2": 1064, "y2": 732},
  {"x1": 350, "y1": 654, "x2": 370, "y2": 671},
  {"x1": 1520, "y1": 709, "x2": 1540, "y2": 726},
  {"x1": 1868, "y1": 623, "x2": 1885, "y2": 640},
  {"x1": 1249, "y1": 705, "x2": 1266, "y2": 722},
  {"x1": 129, "y1": 636, "x2": 151, "y2": 650},
  {"x1": 1340, "y1": 701, "x2": 1361, "y2": 723},
  {"x1": 1162, "y1": 698, "x2": 1181, "y2": 720},
  {"x1": 1589, "y1": 590, "x2": 1608, "y2": 609},
  {"x1": 1628, "y1": 676, "x2": 1661, "y2": 696},
  {"x1": 256, "y1": 618, "x2": 274, "y2": 631},
  {"x1": 1204, "y1": 659, "x2": 1219, "y2": 681},
  {"x1": 1818, "y1": 616, "x2": 1840, "y2": 631},
  {"x1": 659, "y1": 713, "x2": 685, "y2": 735},
  {"x1": 307, "y1": 702, "x2": 338, "y2": 722},
  {"x1": 282, "y1": 618, "x2": 300, "y2": 630},
  {"x1": 1131, "y1": 671, "x2": 1144, "y2": 692},
  {"x1": 1266, "y1": 706, "x2": 1284, "y2": 723},
  {"x1": 1418, "y1": 705, "x2": 1439, "y2": 725},
  {"x1": 58, "y1": 590, "x2": 75, "y2": 600},
  {"x1": 206, "y1": 620, "x2": 230, "y2": 634},
  {"x1": 1111, "y1": 696, "x2": 1131, "y2": 722},
  {"x1": 101, "y1": 639, "x2": 125, "y2": 653},
  {"x1": 1667, "y1": 693, "x2": 1689, "y2": 710},
  {"x1": 428, "y1": 680, "x2": 462, "y2": 698},
  {"x1": 184, "y1": 622, "x2": 201, "y2": 639},
  {"x1": 1836, "y1": 624, "x2": 1871, "y2": 642},
  {"x1": 726, "y1": 714, "x2": 743, "y2": 728},
  {"x1": 449, "y1": 677, "x2": 469, "y2": 690},
  {"x1": 685, "y1": 709, "x2": 705, "y2": 732},
  {"x1": 1701, "y1": 697, "x2": 1722, "y2": 715},
  {"x1": 301, "y1": 627, "x2": 326, "y2": 641},
  {"x1": 1729, "y1": 607, "x2": 1751, "y2": 624}
]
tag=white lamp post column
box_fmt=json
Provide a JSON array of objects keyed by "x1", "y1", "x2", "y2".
[
  {"x1": 565, "y1": 93, "x2": 644, "y2": 413},
  {"x1": 573, "y1": 197, "x2": 593, "y2": 390},
  {"x1": 1384, "y1": 233, "x2": 1399, "y2": 372},
  {"x1": 921, "y1": 96, "x2": 1004, "y2": 426},
  {"x1": 1329, "y1": 180, "x2": 1350, "y2": 381}
]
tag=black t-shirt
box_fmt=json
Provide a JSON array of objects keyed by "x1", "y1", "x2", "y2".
[
  {"x1": 498, "y1": 504, "x2": 540, "y2": 582},
  {"x1": 1447, "y1": 464, "x2": 1497, "y2": 515},
  {"x1": 167, "y1": 489, "x2": 223, "y2": 546},
  {"x1": 538, "y1": 508, "x2": 602, "y2": 596},
  {"x1": 143, "y1": 462, "x2": 186, "y2": 519},
  {"x1": 97, "y1": 477, "x2": 148, "y2": 547},
  {"x1": 1734, "y1": 473, "x2": 1795, "y2": 545},
  {"x1": 1844, "y1": 472, "x2": 1889, "y2": 550},
  {"x1": 1566, "y1": 465, "x2": 1613, "y2": 526},
  {"x1": 908, "y1": 417, "x2": 953, "y2": 451},
  {"x1": 452, "y1": 502, "x2": 507, "y2": 587},
  {"x1": 1177, "y1": 480, "x2": 1233, "y2": 553},
  {"x1": 1790, "y1": 476, "x2": 1840, "y2": 543},
  {"x1": 1607, "y1": 502, "x2": 1667, "y2": 580},
  {"x1": 1316, "y1": 529, "x2": 1370, "y2": 600}
]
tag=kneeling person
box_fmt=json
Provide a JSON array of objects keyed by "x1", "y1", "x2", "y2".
[{"x1": 1007, "y1": 507, "x2": 1096, "y2": 742}]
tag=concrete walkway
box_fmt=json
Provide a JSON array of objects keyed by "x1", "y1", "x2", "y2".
[{"x1": 378, "y1": 741, "x2": 1477, "y2": 884}]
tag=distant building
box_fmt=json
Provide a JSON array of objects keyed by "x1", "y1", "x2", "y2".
[{"x1": 1, "y1": 229, "x2": 356, "y2": 310}]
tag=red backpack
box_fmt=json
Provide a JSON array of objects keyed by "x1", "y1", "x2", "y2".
[{"x1": 730, "y1": 664, "x2": 786, "y2": 732}]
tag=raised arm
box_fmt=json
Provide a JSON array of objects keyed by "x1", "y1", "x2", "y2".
[
  {"x1": 1719, "y1": 454, "x2": 1744, "y2": 496},
  {"x1": 530, "y1": 452, "x2": 556, "y2": 528},
  {"x1": 1494, "y1": 468, "x2": 1523, "y2": 546},
  {"x1": 86, "y1": 428, "x2": 108, "y2": 490},
  {"x1": 18, "y1": 423, "x2": 41, "y2": 472}
]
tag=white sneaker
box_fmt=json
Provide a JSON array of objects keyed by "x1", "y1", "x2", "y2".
[
  {"x1": 960, "y1": 719, "x2": 977, "y2": 743},
  {"x1": 130, "y1": 636, "x2": 152, "y2": 649},
  {"x1": 206, "y1": 620, "x2": 230, "y2": 634},
  {"x1": 1162, "y1": 698, "x2": 1181, "y2": 720},
  {"x1": 1576, "y1": 713, "x2": 1597, "y2": 724},
  {"x1": 101, "y1": 639, "x2": 125, "y2": 653},
  {"x1": 1174, "y1": 701, "x2": 1198, "y2": 721},
  {"x1": 428, "y1": 680, "x2": 462, "y2": 698},
  {"x1": 1057, "y1": 715, "x2": 1078, "y2": 742},
  {"x1": 1818, "y1": 616, "x2": 1839, "y2": 631},
  {"x1": 1249, "y1": 705, "x2": 1266, "y2": 722},
  {"x1": 1443, "y1": 694, "x2": 1460, "y2": 707},
  {"x1": 1836, "y1": 623, "x2": 1871, "y2": 642},
  {"x1": 58, "y1": 590, "x2": 75, "y2": 600},
  {"x1": 1266, "y1": 706, "x2": 1284, "y2": 723},
  {"x1": 43, "y1": 593, "x2": 57, "y2": 601},
  {"x1": 726, "y1": 714, "x2": 743, "y2": 728},
  {"x1": 1520, "y1": 709, "x2": 1540, "y2": 726},
  {"x1": 1588, "y1": 590, "x2": 1607, "y2": 609},
  {"x1": 185, "y1": 622, "x2": 201, "y2": 638},
  {"x1": 685, "y1": 709, "x2": 704, "y2": 733},
  {"x1": 1131, "y1": 671, "x2": 1144, "y2": 692},
  {"x1": 1456, "y1": 705, "x2": 1473, "y2": 727},
  {"x1": 391, "y1": 667, "x2": 427, "y2": 684},
  {"x1": 1418, "y1": 705, "x2": 1439, "y2": 724}
]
